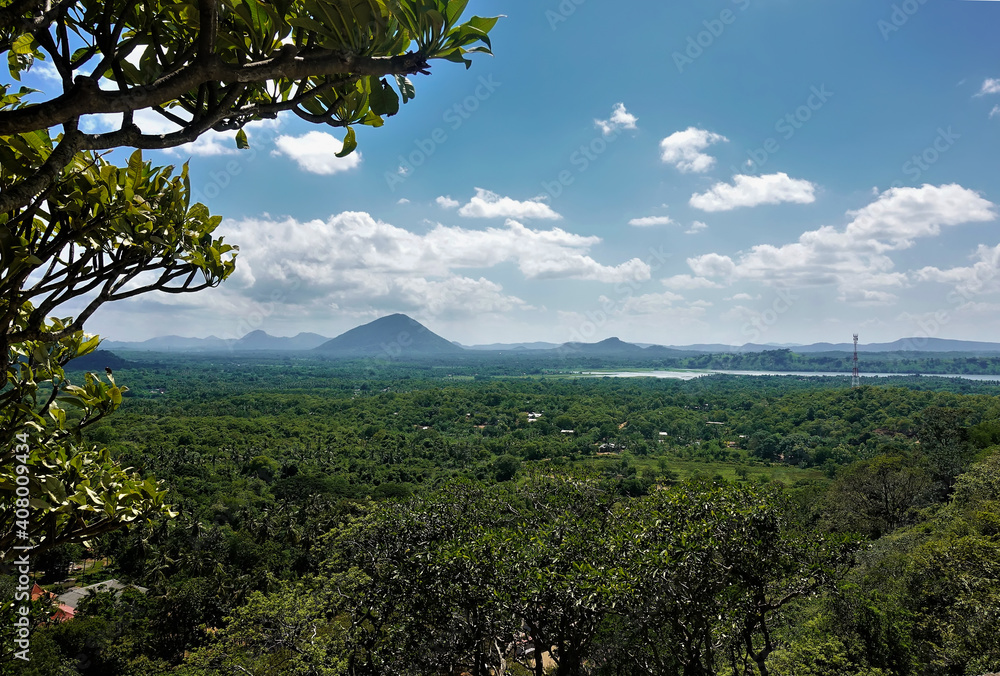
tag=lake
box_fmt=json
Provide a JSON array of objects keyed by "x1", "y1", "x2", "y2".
[{"x1": 577, "y1": 370, "x2": 1000, "y2": 382}]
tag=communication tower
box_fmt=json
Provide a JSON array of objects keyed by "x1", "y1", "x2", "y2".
[{"x1": 851, "y1": 334, "x2": 860, "y2": 388}]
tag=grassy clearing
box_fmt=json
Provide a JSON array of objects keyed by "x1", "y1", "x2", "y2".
[{"x1": 570, "y1": 454, "x2": 827, "y2": 485}]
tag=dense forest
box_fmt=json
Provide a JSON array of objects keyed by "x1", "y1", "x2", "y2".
[{"x1": 4, "y1": 354, "x2": 1000, "y2": 675}]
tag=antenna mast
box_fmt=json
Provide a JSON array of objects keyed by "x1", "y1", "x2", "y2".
[{"x1": 851, "y1": 334, "x2": 860, "y2": 388}]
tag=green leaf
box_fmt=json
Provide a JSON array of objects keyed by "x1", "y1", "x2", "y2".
[
  {"x1": 236, "y1": 128, "x2": 250, "y2": 149},
  {"x1": 446, "y1": 0, "x2": 471, "y2": 25},
  {"x1": 336, "y1": 127, "x2": 357, "y2": 157},
  {"x1": 395, "y1": 75, "x2": 416, "y2": 103},
  {"x1": 368, "y1": 77, "x2": 399, "y2": 117}
]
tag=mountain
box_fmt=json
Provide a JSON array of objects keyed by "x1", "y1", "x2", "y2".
[
  {"x1": 557, "y1": 337, "x2": 647, "y2": 356},
  {"x1": 463, "y1": 341, "x2": 561, "y2": 351},
  {"x1": 314, "y1": 314, "x2": 465, "y2": 357},
  {"x1": 68, "y1": 349, "x2": 128, "y2": 371},
  {"x1": 793, "y1": 338, "x2": 1000, "y2": 353},
  {"x1": 102, "y1": 335, "x2": 232, "y2": 351},
  {"x1": 103, "y1": 331, "x2": 331, "y2": 351},
  {"x1": 235, "y1": 330, "x2": 330, "y2": 351},
  {"x1": 101, "y1": 326, "x2": 1000, "y2": 358}
]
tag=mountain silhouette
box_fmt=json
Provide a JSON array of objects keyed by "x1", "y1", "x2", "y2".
[
  {"x1": 314, "y1": 314, "x2": 465, "y2": 357},
  {"x1": 235, "y1": 330, "x2": 329, "y2": 350}
]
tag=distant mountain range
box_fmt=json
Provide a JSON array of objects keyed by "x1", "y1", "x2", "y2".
[
  {"x1": 101, "y1": 315, "x2": 1000, "y2": 357},
  {"x1": 102, "y1": 330, "x2": 330, "y2": 352}
]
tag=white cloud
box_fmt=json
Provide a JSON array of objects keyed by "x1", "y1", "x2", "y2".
[
  {"x1": 955, "y1": 301, "x2": 1000, "y2": 316},
  {"x1": 839, "y1": 289, "x2": 898, "y2": 306},
  {"x1": 914, "y1": 243, "x2": 1000, "y2": 298},
  {"x1": 208, "y1": 212, "x2": 649, "y2": 320},
  {"x1": 991, "y1": 105, "x2": 1000, "y2": 119},
  {"x1": 976, "y1": 78, "x2": 1000, "y2": 96},
  {"x1": 397, "y1": 198, "x2": 410, "y2": 205},
  {"x1": 686, "y1": 220, "x2": 708, "y2": 234},
  {"x1": 628, "y1": 215, "x2": 675, "y2": 227},
  {"x1": 720, "y1": 305, "x2": 756, "y2": 323},
  {"x1": 685, "y1": 184, "x2": 996, "y2": 301},
  {"x1": 618, "y1": 291, "x2": 690, "y2": 315},
  {"x1": 659, "y1": 127, "x2": 728, "y2": 173},
  {"x1": 689, "y1": 173, "x2": 817, "y2": 212},
  {"x1": 844, "y1": 183, "x2": 995, "y2": 246},
  {"x1": 457, "y1": 188, "x2": 562, "y2": 220},
  {"x1": 726, "y1": 293, "x2": 755, "y2": 301},
  {"x1": 687, "y1": 253, "x2": 737, "y2": 278},
  {"x1": 398, "y1": 277, "x2": 530, "y2": 315},
  {"x1": 595, "y1": 103, "x2": 638, "y2": 136},
  {"x1": 272, "y1": 131, "x2": 362, "y2": 174},
  {"x1": 30, "y1": 61, "x2": 63, "y2": 83},
  {"x1": 662, "y1": 274, "x2": 722, "y2": 290},
  {"x1": 436, "y1": 195, "x2": 460, "y2": 209}
]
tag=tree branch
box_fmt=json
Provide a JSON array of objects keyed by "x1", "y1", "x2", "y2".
[
  {"x1": 0, "y1": 49, "x2": 430, "y2": 136},
  {"x1": 0, "y1": 122, "x2": 83, "y2": 214}
]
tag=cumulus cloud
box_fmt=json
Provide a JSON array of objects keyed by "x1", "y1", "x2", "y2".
[
  {"x1": 662, "y1": 274, "x2": 722, "y2": 290},
  {"x1": 685, "y1": 184, "x2": 996, "y2": 302},
  {"x1": 397, "y1": 277, "x2": 528, "y2": 315},
  {"x1": 628, "y1": 215, "x2": 675, "y2": 227},
  {"x1": 976, "y1": 78, "x2": 1000, "y2": 96},
  {"x1": 436, "y1": 195, "x2": 460, "y2": 209},
  {"x1": 689, "y1": 173, "x2": 816, "y2": 212},
  {"x1": 991, "y1": 105, "x2": 1000, "y2": 119},
  {"x1": 686, "y1": 221, "x2": 708, "y2": 234},
  {"x1": 687, "y1": 253, "x2": 737, "y2": 278},
  {"x1": 914, "y1": 243, "x2": 1000, "y2": 298},
  {"x1": 595, "y1": 103, "x2": 638, "y2": 136},
  {"x1": 618, "y1": 291, "x2": 691, "y2": 315},
  {"x1": 457, "y1": 188, "x2": 562, "y2": 220},
  {"x1": 272, "y1": 131, "x2": 362, "y2": 174},
  {"x1": 659, "y1": 127, "x2": 728, "y2": 173},
  {"x1": 29, "y1": 61, "x2": 64, "y2": 83},
  {"x1": 202, "y1": 212, "x2": 649, "y2": 320}
]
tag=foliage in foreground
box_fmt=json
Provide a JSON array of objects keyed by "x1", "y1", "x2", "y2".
[{"x1": 178, "y1": 474, "x2": 858, "y2": 676}]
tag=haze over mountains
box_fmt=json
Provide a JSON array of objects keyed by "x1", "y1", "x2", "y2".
[{"x1": 100, "y1": 313, "x2": 1000, "y2": 357}]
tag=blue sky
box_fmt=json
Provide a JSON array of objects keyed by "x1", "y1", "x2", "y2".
[{"x1": 31, "y1": 0, "x2": 1000, "y2": 346}]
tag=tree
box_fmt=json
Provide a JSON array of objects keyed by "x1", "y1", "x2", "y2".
[
  {"x1": 917, "y1": 407, "x2": 974, "y2": 494},
  {"x1": 311, "y1": 474, "x2": 857, "y2": 676},
  {"x1": 824, "y1": 456, "x2": 931, "y2": 538},
  {"x1": 1, "y1": 0, "x2": 498, "y2": 560}
]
